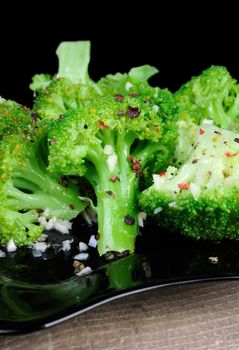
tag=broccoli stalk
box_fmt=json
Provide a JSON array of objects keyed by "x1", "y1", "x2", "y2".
[
  {"x1": 85, "y1": 141, "x2": 139, "y2": 255},
  {"x1": 56, "y1": 41, "x2": 91, "y2": 85},
  {"x1": 3, "y1": 134, "x2": 84, "y2": 218}
]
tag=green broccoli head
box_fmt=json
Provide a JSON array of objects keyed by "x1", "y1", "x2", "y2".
[
  {"x1": 48, "y1": 92, "x2": 178, "y2": 255},
  {"x1": 48, "y1": 93, "x2": 178, "y2": 178},
  {"x1": 0, "y1": 99, "x2": 36, "y2": 139},
  {"x1": 0, "y1": 122, "x2": 85, "y2": 247},
  {"x1": 175, "y1": 65, "x2": 239, "y2": 131},
  {"x1": 139, "y1": 123, "x2": 239, "y2": 240},
  {"x1": 30, "y1": 41, "x2": 101, "y2": 122},
  {"x1": 97, "y1": 65, "x2": 159, "y2": 99},
  {"x1": 31, "y1": 42, "x2": 164, "y2": 126},
  {"x1": 0, "y1": 204, "x2": 42, "y2": 246}
]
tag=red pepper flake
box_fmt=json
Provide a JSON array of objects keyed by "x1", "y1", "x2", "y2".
[
  {"x1": 98, "y1": 120, "x2": 109, "y2": 129},
  {"x1": 178, "y1": 183, "x2": 190, "y2": 190},
  {"x1": 132, "y1": 162, "x2": 141, "y2": 172},
  {"x1": 159, "y1": 172, "x2": 166, "y2": 176},
  {"x1": 51, "y1": 139, "x2": 57, "y2": 145},
  {"x1": 109, "y1": 175, "x2": 120, "y2": 182},
  {"x1": 114, "y1": 94, "x2": 124, "y2": 102},
  {"x1": 126, "y1": 106, "x2": 141, "y2": 119},
  {"x1": 128, "y1": 155, "x2": 142, "y2": 177},
  {"x1": 199, "y1": 129, "x2": 205, "y2": 135},
  {"x1": 224, "y1": 151, "x2": 238, "y2": 158}
]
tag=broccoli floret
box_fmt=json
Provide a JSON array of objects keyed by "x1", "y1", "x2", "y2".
[
  {"x1": 139, "y1": 123, "x2": 239, "y2": 240},
  {"x1": 48, "y1": 93, "x2": 178, "y2": 255},
  {"x1": 0, "y1": 120, "x2": 85, "y2": 246},
  {"x1": 97, "y1": 65, "x2": 159, "y2": 99},
  {"x1": 31, "y1": 42, "x2": 164, "y2": 125},
  {"x1": 0, "y1": 204, "x2": 42, "y2": 246},
  {"x1": 0, "y1": 99, "x2": 34, "y2": 139},
  {"x1": 175, "y1": 66, "x2": 239, "y2": 131},
  {"x1": 30, "y1": 41, "x2": 100, "y2": 122}
]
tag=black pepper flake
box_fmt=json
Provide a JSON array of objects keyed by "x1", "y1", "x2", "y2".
[
  {"x1": 84, "y1": 124, "x2": 88, "y2": 129},
  {"x1": 129, "y1": 93, "x2": 139, "y2": 97},
  {"x1": 126, "y1": 106, "x2": 141, "y2": 119},
  {"x1": 96, "y1": 233, "x2": 100, "y2": 240},
  {"x1": 114, "y1": 94, "x2": 124, "y2": 102},
  {"x1": 105, "y1": 190, "x2": 115, "y2": 199},
  {"x1": 117, "y1": 110, "x2": 123, "y2": 116},
  {"x1": 116, "y1": 250, "x2": 129, "y2": 257},
  {"x1": 234, "y1": 138, "x2": 239, "y2": 143},
  {"x1": 192, "y1": 159, "x2": 198, "y2": 164},
  {"x1": 31, "y1": 112, "x2": 39, "y2": 120},
  {"x1": 214, "y1": 130, "x2": 222, "y2": 135},
  {"x1": 124, "y1": 215, "x2": 135, "y2": 225},
  {"x1": 69, "y1": 204, "x2": 75, "y2": 209},
  {"x1": 60, "y1": 176, "x2": 68, "y2": 187},
  {"x1": 31, "y1": 112, "x2": 39, "y2": 126}
]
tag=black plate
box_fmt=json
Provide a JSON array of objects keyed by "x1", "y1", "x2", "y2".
[{"x1": 1, "y1": 220, "x2": 239, "y2": 334}]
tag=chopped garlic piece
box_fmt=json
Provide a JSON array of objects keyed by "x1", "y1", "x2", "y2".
[{"x1": 7, "y1": 239, "x2": 17, "y2": 252}]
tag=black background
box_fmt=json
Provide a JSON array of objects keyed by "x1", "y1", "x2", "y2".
[{"x1": 0, "y1": 5, "x2": 237, "y2": 105}]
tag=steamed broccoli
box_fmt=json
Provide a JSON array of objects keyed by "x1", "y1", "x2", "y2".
[
  {"x1": 139, "y1": 123, "x2": 239, "y2": 240},
  {"x1": 48, "y1": 92, "x2": 178, "y2": 255},
  {"x1": 30, "y1": 41, "x2": 100, "y2": 122},
  {"x1": 0, "y1": 109, "x2": 85, "y2": 246},
  {"x1": 30, "y1": 42, "x2": 165, "y2": 126},
  {"x1": 175, "y1": 66, "x2": 239, "y2": 131},
  {"x1": 0, "y1": 99, "x2": 34, "y2": 139}
]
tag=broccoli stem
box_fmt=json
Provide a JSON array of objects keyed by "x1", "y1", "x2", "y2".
[
  {"x1": 6, "y1": 185, "x2": 79, "y2": 220},
  {"x1": 96, "y1": 181, "x2": 138, "y2": 255},
  {"x1": 87, "y1": 134, "x2": 139, "y2": 255},
  {"x1": 14, "y1": 154, "x2": 84, "y2": 215},
  {"x1": 56, "y1": 41, "x2": 91, "y2": 85}
]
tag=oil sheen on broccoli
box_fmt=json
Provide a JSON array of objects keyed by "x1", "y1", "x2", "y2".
[{"x1": 140, "y1": 123, "x2": 239, "y2": 240}]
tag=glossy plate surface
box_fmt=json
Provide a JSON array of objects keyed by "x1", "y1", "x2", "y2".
[{"x1": 1, "y1": 222, "x2": 239, "y2": 334}]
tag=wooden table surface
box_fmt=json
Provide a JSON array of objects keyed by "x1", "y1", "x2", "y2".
[{"x1": 1, "y1": 281, "x2": 239, "y2": 349}]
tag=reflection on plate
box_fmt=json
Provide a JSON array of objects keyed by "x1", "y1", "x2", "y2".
[{"x1": 1, "y1": 221, "x2": 239, "y2": 334}]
